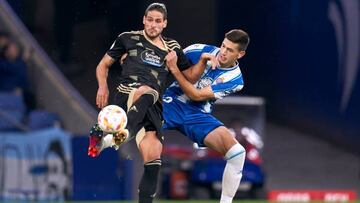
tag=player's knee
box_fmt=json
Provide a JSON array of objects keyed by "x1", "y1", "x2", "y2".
[
  {"x1": 139, "y1": 133, "x2": 162, "y2": 162},
  {"x1": 142, "y1": 147, "x2": 162, "y2": 163},
  {"x1": 133, "y1": 85, "x2": 153, "y2": 102},
  {"x1": 146, "y1": 90, "x2": 159, "y2": 104},
  {"x1": 139, "y1": 86, "x2": 158, "y2": 100},
  {"x1": 136, "y1": 86, "x2": 155, "y2": 97},
  {"x1": 138, "y1": 85, "x2": 152, "y2": 92},
  {"x1": 225, "y1": 143, "x2": 246, "y2": 164}
]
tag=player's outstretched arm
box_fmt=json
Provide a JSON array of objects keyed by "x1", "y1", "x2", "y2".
[
  {"x1": 166, "y1": 51, "x2": 215, "y2": 101},
  {"x1": 182, "y1": 53, "x2": 217, "y2": 83},
  {"x1": 96, "y1": 54, "x2": 115, "y2": 108}
]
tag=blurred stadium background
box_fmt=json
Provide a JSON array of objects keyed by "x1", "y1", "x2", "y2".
[{"x1": 0, "y1": 0, "x2": 359, "y2": 202}]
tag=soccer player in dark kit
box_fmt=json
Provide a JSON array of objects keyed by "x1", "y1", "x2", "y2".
[{"x1": 87, "y1": 3, "x2": 216, "y2": 203}]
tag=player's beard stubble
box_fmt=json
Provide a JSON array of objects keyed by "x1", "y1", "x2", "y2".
[{"x1": 145, "y1": 28, "x2": 162, "y2": 40}]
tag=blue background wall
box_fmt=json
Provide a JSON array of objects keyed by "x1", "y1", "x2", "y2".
[{"x1": 216, "y1": 0, "x2": 360, "y2": 153}]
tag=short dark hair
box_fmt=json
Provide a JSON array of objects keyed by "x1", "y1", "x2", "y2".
[
  {"x1": 145, "y1": 3, "x2": 167, "y2": 20},
  {"x1": 225, "y1": 29, "x2": 250, "y2": 51}
]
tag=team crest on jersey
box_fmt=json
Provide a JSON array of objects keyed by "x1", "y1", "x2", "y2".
[
  {"x1": 141, "y1": 50, "x2": 163, "y2": 67},
  {"x1": 197, "y1": 77, "x2": 213, "y2": 88},
  {"x1": 216, "y1": 77, "x2": 224, "y2": 84}
]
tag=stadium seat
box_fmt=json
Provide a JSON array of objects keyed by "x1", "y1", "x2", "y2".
[
  {"x1": 0, "y1": 92, "x2": 26, "y2": 131},
  {"x1": 27, "y1": 110, "x2": 61, "y2": 130}
]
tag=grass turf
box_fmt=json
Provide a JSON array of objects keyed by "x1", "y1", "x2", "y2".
[{"x1": 66, "y1": 201, "x2": 360, "y2": 203}]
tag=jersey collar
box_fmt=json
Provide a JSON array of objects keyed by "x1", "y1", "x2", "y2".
[{"x1": 142, "y1": 30, "x2": 168, "y2": 52}]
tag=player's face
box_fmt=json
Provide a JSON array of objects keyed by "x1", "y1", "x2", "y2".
[
  {"x1": 218, "y1": 38, "x2": 245, "y2": 68},
  {"x1": 143, "y1": 10, "x2": 167, "y2": 39}
]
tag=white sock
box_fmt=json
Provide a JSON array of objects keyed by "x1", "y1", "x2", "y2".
[
  {"x1": 102, "y1": 134, "x2": 115, "y2": 148},
  {"x1": 220, "y1": 143, "x2": 246, "y2": 203}
]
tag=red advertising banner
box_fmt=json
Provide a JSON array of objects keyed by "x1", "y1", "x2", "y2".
[{"x1": 268, "y1": 190, "x2": 357, "y2": 202}]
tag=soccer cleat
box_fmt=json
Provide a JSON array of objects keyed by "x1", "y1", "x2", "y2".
[
  {"x1": 87, "y1": 124, "x2": 105, "y2": 157},
  {"x1": 112, "y1": 129, "x2": 130, "y2": 150},
  {"x1": 88, "y1": 136, "x2": 102, "y2": 157},
  {"x1": 88, "y1": 134, "x2": 118, "y2": 157}
]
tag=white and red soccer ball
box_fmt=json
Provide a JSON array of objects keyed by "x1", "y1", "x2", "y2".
[{"x1": 97, "y1": 105, "x2": 127, "y2": 133}]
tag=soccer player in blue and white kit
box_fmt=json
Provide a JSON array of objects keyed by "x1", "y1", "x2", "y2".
[{"x1": 164, "y1": 29, "x2": 249, "y2": 203}]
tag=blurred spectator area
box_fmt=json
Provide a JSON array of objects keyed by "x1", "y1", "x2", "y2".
[
  {"x1": 0, "y1": 0, "x2": 96, "y2": 134},
  {"x1": 0, "y1": 32, "x2": 60, "y2": 132}
]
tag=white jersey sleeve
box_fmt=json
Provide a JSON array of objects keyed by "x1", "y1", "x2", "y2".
[{"x1": 211, "y1": 67, "x2": 244, "y2": 99}]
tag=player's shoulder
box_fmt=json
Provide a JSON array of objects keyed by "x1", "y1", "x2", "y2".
[
  {"x1": 162, "y1": 36, "x2": 181, "y2": 51},
  {"x1": 117, "y1": 30, "x2": 144, "y2": 39},
  {"x1": 184, "y1": 44, "x2": 218, "y2": 54},
  {"x1": 219, "y1": 66, "x2": 243, "y2": 84}
]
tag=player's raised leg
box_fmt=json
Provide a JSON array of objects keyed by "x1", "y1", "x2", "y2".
[
  {"x1": 112, "y1": 85, "x2": 158, "y2": 149},
  {"x1": 88, "y1": 85, "x2": 159, "y2": 157},
  {"x1": 125, "y1": 86, "x2": 159, "y2": 138}
]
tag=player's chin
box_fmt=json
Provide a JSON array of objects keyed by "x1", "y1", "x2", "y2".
[
  {"x1": 150, "y1": 33, "x2": 160, "y2": 38},
  {"x1": 146, "y1": 30, "x2": 160, "y2": 38},
  {"x1": 218, "y1": 58, "x2": 227, "y2": 64}
]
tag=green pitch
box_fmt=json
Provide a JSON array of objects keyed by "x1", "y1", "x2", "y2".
[
  {"x1": 8, "y1": 201, "x2": 360, "y2": 203},
  {"x1": 66, "y1": 201, "x2": 360, "y2": 203},
  {"x1": 68, "y1": 201, "x2": 264, "y2": 203}
]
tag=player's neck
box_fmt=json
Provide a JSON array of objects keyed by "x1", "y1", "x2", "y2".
[
  {"x1": 219, "y1": 61, "x2": 237, "y2": 69},
  {"x1": 152, "y1": 37, "x2": 165, "y2": 49},
  {"x1": 144, "y1": 31, "x2": 166, "y2": 50}
]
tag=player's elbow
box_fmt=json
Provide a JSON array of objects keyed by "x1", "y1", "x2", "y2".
[
  {"x1": 98, "y1": 55, "x2": 113, "y2": 70},
  {"x1": 188, "y1": 93, "x2": 203, "y2": 101},
  {"x1": 97, "y1": 61, "x2": 109, "y2": 71},
  {"x1": 183, "y1": 72, "x2": 197, "y2": 84},
  {"x1": 187, "y1": 77, "x2": 198, "y2": 84},
  {"x1": 191, "y1": 97, "x2": 203, "y2": 101}
]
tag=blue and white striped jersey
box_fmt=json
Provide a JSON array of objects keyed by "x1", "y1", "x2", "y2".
[{"x1": 164, "y1": 44, "x2": 244, "y2": 113}]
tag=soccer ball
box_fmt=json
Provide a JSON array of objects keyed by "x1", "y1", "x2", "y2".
[{"x1": 98, "y1": 105, "x2": 128, "y2": 133}]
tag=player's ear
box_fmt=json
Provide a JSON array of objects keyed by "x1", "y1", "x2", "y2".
[
  {"x1": 163, "y1": 19, "x2": 167, "y2": 28},
  {"x1": 237, "y1": 51, "x2": 246, "y2": 59},
  {"x1": 143, "y1": 15, "x2": 146, "y2": 25}
]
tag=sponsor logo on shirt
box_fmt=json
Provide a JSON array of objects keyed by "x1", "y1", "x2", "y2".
[
  {"x1": 216, "y1": 77, "x2": 224, "y2": 84},
  {"x1": 141, "y1": 50, "x2": 163, "y2": 67},
  {"x1": 197, "y1": 77, "x2": 213, "y2": 88}
]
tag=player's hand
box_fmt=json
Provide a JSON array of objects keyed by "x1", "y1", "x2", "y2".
[
  {"x1": 96, "y1": 86, "x2": 109, "y2": 109},
  {"x1": 201, "y1": 53, "x2": 218, "y2": 69},
  {"x1": 165, "y1": 51, "x2": 180, "y2": 73}
]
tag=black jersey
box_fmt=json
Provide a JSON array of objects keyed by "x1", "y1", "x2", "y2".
[{"x1": 107, "y1": 30, "x2": 192, "y2": 95}]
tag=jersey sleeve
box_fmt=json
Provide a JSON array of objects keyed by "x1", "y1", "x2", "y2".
[
  {"x1": 106, "y1": 33, "x2": 127, "y2": 60},
  {"x1": 176, "y1": 48, "x2": 192, "y2": 71},
  {"x1": 183, "y1": 44, "x2": 205, "y2": 64},
  {"x1": 165, "y1": 38, "x2": 192, "y2": 71},
  {"x1": 184, "y1": 44, "x2": 219, "y2": 64},
  {"x1": 211, "y1": 70, "x2": 244, "y2": 99}
]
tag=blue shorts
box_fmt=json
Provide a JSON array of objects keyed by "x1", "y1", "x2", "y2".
[{"x1": 163, "y1": 98, "x2": 223, "y2": 147}]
